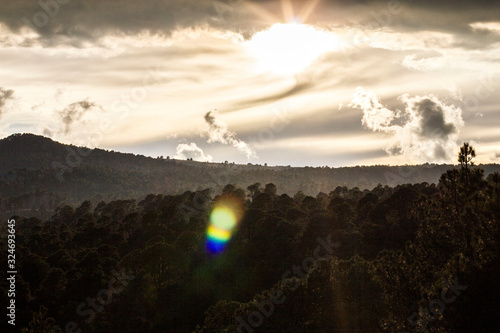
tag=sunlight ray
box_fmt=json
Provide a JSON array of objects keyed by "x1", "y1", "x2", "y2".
[
  {"x1": 281, "y1": 0, "x2": 295, "y2": 22},
  {"x1": 299, "y1": 0, "x2": 322, "y2": 24},
  {"x1": 242, "y1": 1, "x2": 281, "y2": 24}
]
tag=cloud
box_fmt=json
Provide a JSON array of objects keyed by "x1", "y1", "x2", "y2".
[
  {"x1": 203, "y1": 109, "x2": 257, "y2": 159},
  {"x1": 1, "y1": 1, "x2": 499, "y2": 167},
  {"x1": 174, "y1": 142, "x2": 213, "y2": 162},
  {"x1": 43, "y1": 128, "x2": 53, "y2": 137},
  {"x1": 0, "y1": 0, "x2": 251, "y2": 48},
  {"x1": 234, "y1": 79, "x2": 313, "y2": 110},
  {"x1": 1, "y1": 0, "x2": 498, "y2": 49},
  {"x1": 402, "y1": 54, "x2": 449, "y2": 72},
  {"x1": 489, "y1": 152, "x2": 500, "y2": 161},
  {"x1": 350, "y1": 87, "x2": 464, "y2": 162},
  {"x1": 0, "y1": 87, "x2": 14, "y2": 119},
  {"x1": 58, "y1": 99, "x2": 103, "y2": 134},
  {"x1": 470, "y1": 22, "x2": 500, "y2": 34},
  {"x1": 350, "y1": 87, "x2": 396, "y2": 132}
]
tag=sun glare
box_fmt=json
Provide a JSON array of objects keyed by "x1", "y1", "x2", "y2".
[
  {"x1": 245, "y1": 23, "x2": 342, "y2": 75},
  {"x1": 206, "y1": 198, "x2": 243, "y2": 254}
]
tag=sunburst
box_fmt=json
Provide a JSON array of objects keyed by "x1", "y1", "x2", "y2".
[
  {"x1": 242, "y1": 0, "x2": 322, "y2": 25},
  {"x1": 242, "y1": 0, "x2": 342, "y2": 75}
]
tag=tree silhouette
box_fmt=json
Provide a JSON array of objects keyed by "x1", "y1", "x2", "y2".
[
  {"x1": 458, "y1": 142, "x2": 475, "y2": 169},
  {"x1": 458, "y1": 142, "x2": 475, "y2": 187}
]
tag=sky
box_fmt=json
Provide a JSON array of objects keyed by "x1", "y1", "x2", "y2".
[{"x1": 1, "y1": 0, "x2": 500, "y2": 167}]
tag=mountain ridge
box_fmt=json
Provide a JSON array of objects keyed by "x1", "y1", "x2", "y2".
[{"x1": 2, "y1": 133, "x2": 500, "y2": 218}]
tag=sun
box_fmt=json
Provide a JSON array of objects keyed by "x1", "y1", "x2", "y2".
[
  {"x1": 241, "y1": 0, "x2": 342, "y2": 75},
  {"x1": 244, "y1": 22, "x2": 342, "y2": 75}
]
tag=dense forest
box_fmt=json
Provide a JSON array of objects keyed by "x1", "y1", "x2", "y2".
[
  {"x1": 1, "y1": 143, "x2": 499, "y2": 332},
  {"x1": 2, "y1": 133, "x2": 500, "y2": 222}
]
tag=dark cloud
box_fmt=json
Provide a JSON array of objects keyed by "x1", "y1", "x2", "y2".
[
  {"x1": 59, "y1": 99, "x2": 103, "y2": 134},
  {"x1": 204, "y1": 110, "x2": 217, "y2": 128},
  {"x1": 1, "y1": 0, "x2": 225, "y2": 43},
  {"x1": 234, "y1": 79, "x2": 313, "y2": 110},
  {"x1": 0, "y1": 87, "x2": 14, "y2": 119},
  {"x1": 314, "y1": 1, "x2": 500, "y2": 50},
  {"x1": 416, "y1": 99, "x2": 457, "y2": 139},
  {"x1": 2, "y1": 0, "x2": 499, "y2": 47},
  {"x1": 43, "y1": 128, "x2": 53, "y2": 137}
]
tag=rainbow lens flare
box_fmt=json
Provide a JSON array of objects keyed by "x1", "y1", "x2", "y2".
[{"x1": 206, "y1": 202, "x2": 241, "y2": 254}]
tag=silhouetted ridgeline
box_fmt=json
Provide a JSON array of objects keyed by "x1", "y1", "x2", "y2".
[{"x1": 1, "y1": 133, "x2": 500, "y2": 219}]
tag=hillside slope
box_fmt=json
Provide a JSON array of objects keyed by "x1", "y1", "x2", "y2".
[{"x1": 1, "y1": 133, "x2": 499, "y2": 218}]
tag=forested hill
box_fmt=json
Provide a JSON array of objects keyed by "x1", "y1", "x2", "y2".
[
  {"x1": 2, "y1": 143, "x2": 499, "y2": 332},
  {"x1": 1, "y1": 133, "x2": 500, "y2": 218}
]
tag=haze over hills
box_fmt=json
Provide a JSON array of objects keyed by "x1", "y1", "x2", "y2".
[{"x1": 1, "y1": 133, "x2": 500, "y2": 218}]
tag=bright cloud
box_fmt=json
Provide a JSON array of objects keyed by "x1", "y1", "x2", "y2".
[
  {"x1": 351, "y1": 87, "x2": 464, "y2": 162},
  {"x1": 350, "y1": 87, "x2": 396, "y2": 132},
  {"x1": 203, "y1": 110, "x2": 257, "y2": 159},
  {"x1": 470, "y1": 22, "x2": 500, "y2": 34},
  {"x1": 174, "y1": 142, "x2": 213, "y2": 162}
]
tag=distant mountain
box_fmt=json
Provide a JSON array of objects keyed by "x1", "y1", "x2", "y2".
[{"x1": 1, "y1": 133, "x2": 499, "y2": 218}]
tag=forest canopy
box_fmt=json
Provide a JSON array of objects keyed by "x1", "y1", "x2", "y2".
[{"x1": 1, "y1": 143, "x2": 499, "y2": 332}]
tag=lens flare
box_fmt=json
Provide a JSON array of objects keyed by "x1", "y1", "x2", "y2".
[
  {"x1": 210, "y1": 207, "x2": 237, "y2": 230},
  {"x1": 207, "y1": 224, "x2": 231, "y2": 242},
  {"x1": 206, "y1": 199, "x2": 242, "y2": 254}
]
